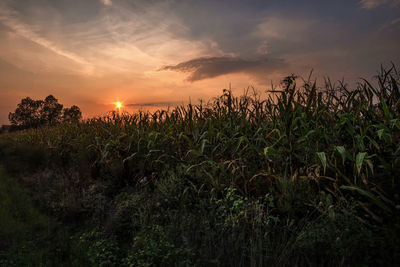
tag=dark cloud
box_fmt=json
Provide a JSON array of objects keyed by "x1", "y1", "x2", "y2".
[
  {"x1": 127, "y1": 101, "x2": 181, "y2": 107},
  {"x1": 160, "y1": 56, "x2": 286, "y2": 82}
]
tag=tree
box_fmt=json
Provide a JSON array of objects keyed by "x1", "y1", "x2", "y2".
[
  {"x1": 63, "y1": 105, "x2": 82, "y2": 123},
  {"x1": 41, "y1": 95, "x2": 63, "y2": 125},
  {"x1": 9, "y1": 95, "x2": 81, "y2": 129},
  {"x1": 9, "y1": 97, "x2": 43, "y2": 129}
]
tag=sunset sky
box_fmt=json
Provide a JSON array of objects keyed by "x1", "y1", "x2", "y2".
[{"x1": 0, "y1": 0, "x2": 399, "y2": 125}]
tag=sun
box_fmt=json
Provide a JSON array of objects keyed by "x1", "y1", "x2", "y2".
[{"x1": 115, "y1": 101, "x2": 122, "y2": 109}]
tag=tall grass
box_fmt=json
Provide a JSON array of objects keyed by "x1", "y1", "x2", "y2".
[{"x1": 0, "y1": 65, "x2": 399, "y2": 266}]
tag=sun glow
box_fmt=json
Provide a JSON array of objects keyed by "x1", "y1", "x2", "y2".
[{"x1": 114, "y1": 101, "x2": 122, "y2": 109}]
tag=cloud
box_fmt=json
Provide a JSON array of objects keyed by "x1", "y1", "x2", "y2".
[
  {"x1": 160, "y1": 56, "x2": 286, "y2": 82},
  {"x1": 0, "y1": 3, "x2": 93, "y2": 73},
  {"x1": 127, "y1": 101, "x2": 181, "y2": 107},
  {"x1": 101, "y1": 0, "x2": 112, "y2": 6},
  {"x1": 379, "y1": 16, "x2": 400, "y2": 31},
  {"x1": 360, "y1": 0, "x2": 387, "y2": 9},
  {"x1": 390, "y1": 17, "x2": 400, "y2": 25},
  {"x1": 0, "y1": 0, "x2": 219, "y2": 77},
  {"x1": 359, "y1": 0, "x2": 400, "y2": 9}
]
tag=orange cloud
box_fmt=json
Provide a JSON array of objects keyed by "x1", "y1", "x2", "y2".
[{"x1": 101, "y1": 0, "x2": 112, "y2": 6}]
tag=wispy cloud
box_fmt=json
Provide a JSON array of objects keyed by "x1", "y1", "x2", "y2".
[
  {"x1": 0, "y1": 0, "x2": 218, "y2": 77},
  {"x1": 160, "y1": 56, "x2": 286, "y2": 82},
  {"x1": 359, "y1": 0, "x2": 400, "y2": 9},
  {"x1": 127, "y1": 101, "x2": 181, "y2": 107},
  {"x1": 100, "y1": 0, "x2": 112, "y2": 6},
  {"x1": 0, "y1": 3, "x2": 93, "y2": 73},
  {"x1": 390, "y1": 17, "x2": 400, "y2": 25},
  {"x1": 379, "y1": 16, "x2": 400, "y2": 31},
  {"x1": 360, "y1": 0, "x2": 387, "y2": 9}
]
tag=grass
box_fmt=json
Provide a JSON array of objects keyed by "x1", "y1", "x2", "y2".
[
  {"x1": 0, "y1": 166, "x2": 49, "y2": 237},
  {"x1": 0, "y1": 166, "x2": 91, "y2": 266},
  {"x1": 0, "y1": 65, "x2": 399, "y2": 266}
]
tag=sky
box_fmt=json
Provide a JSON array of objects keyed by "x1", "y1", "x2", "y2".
[{"x1": 0, "y1": 0, "x2": 399, "y2": 124}]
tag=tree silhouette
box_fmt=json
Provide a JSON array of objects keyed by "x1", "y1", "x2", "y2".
[
  {"x1": 63, "y1": 105, "x2": 82, "y2": 123},
  {"x1": 9, "y1": 97, "x2": 43, "y2": 129},
  {"x1": 41, "y1": 95, "x2": 63, "y2": 125},
  {"x1": 9, "y1": 95, "x2": 82, "y2": 129}
]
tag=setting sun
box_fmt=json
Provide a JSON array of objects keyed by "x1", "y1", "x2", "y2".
[{"x1": 115, "y1": 101, "x2": 122, "y2": 109}]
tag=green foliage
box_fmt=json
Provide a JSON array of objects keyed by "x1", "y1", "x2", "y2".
[
  {"x1": 0, "y1": 65, "x2": 399, "y2": 265},
  {"x1": 79, "y1": 230, "x2": 121, "y2": 267},
  {"x1": 0, "y1": 166, "x2": 89, "y2": 266},
  {"x1": 8, "y1": 95, "x2": 82, "y2": 130},
  {"x1": 0, "y1": 166, "x2": 49, "y2": 237},
  {"x1": 124, "y1": 225, "x2": 196, "y2": 267}
]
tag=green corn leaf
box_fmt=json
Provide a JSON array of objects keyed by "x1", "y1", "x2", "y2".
[
  {"x1": 377, "y1": 129, "x2": 384, "y2": 139},
  {"x1": 391, "y1": 76, "x2": 400, "y2": 98},
  {"x1": 383, "y1": 132, "x2": 392, "y2": 145},
  {"x1": 340, "y1": 185, "x2": 391, "y2": 213},
  {"x1": 148, "y1": 149, "x2": 162, "y2": 154},
  {"x1": 180, "y1": 133, "x2": 194, "y2": 147},
  {"x1": 365, "y1": 159, "x2": 374, "y2": 174},
  {"x1": 200, "y1": 139, "x2": 209, "y2": 154},
  {"x1": 335, "y1": 146, "x2": 346, "y2": 164},
  {"x1": 263, "y1": 146, "x2": 271, "y2": 156},
  {"x1": 380, "y1": 97, "x2": 390, "y2": 119},
  {"x1": 236, "y1": 136, "x2": 249, "y2": 152},
  {"x1": 366, "y1": 136, "x2": 380, "y2": 150},
  {"x1": 391, "y1": 119, "x2": 400, "y2": 130},
  {"x1": 297, "y1": 129, "x2": 315, "y2": 143},
  {"x1": 185, "y1": 163, "x2": 202, "y2": 174},
  {"x1": 316, "y1": 152, "x2": 327, "y2": 174},
  {"x1": 394, "y1": 145, "x2": 400, "y2": 156},
  {"x1": 356, "y1": 152, "x2": 367, "y2": 175},
  {"x1": 189, "y1": 149, "x2": 202, "y2": 157},
  {"x1": 123, "y1": 152, "x2": 137, "y2": 163}
]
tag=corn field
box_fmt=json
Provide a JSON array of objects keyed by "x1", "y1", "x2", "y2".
[{"x1": 1, "y1": 66, "x2": 399, "y2": 266}]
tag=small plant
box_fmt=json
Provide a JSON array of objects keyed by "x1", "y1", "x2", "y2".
[{"x1": 79, "y1": 230, "x2": 121, "y2": 267}]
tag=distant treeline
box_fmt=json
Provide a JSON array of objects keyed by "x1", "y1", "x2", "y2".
[{"x1": 7, "y1": 95, "x2": 81, "y2": 131}]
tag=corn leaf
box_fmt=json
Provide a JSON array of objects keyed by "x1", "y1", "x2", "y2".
[
  {"x1": 356, "y1": 152, "x2": 367, "y2": 175},
  {"x1": 316, "y1": 152, "x2": 327, "y2": 174},
  {"x1": 340, "y1": 185, "x2": 391, "y2": 212}
]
